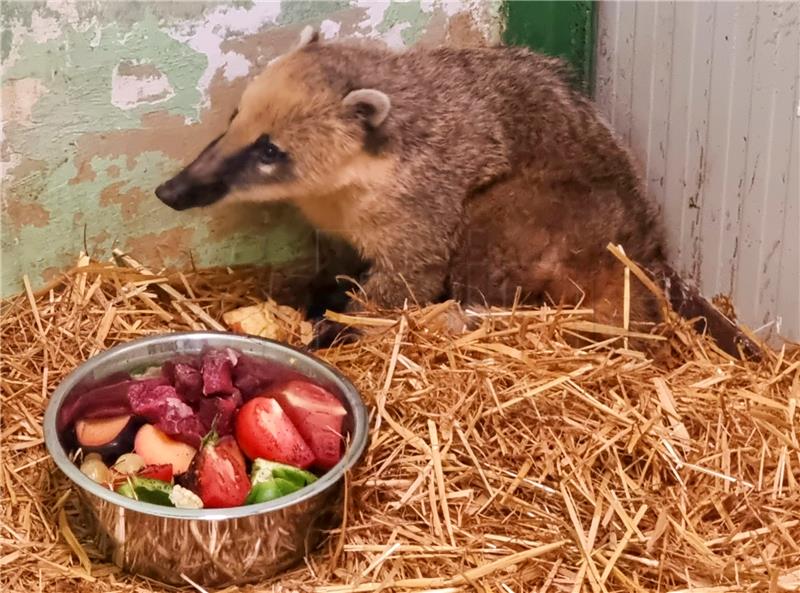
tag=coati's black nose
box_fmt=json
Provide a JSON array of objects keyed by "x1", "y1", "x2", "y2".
[
  {"x1": 155, "y1": 177, "x2": 188, "y2": 210},
  {"x1": 155, "y1": 174, "x2": 230, "y2": 211}
]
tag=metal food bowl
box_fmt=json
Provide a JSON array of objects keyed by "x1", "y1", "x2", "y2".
[{"x1": 43, "y1": 332, "x2": 369, "y2": 588}]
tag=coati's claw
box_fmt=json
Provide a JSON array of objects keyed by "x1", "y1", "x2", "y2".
[{"x1": 306, "y1": 319, "x2": 361, "y2": 351}]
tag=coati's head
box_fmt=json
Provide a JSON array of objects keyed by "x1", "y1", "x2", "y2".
[{"x1": 155, "y1": 27, "x2": 391, "y2": 211}]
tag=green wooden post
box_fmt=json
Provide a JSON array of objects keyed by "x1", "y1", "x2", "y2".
[{"x1": 502, "y1": 0, "x2": 597, "y2": 94}]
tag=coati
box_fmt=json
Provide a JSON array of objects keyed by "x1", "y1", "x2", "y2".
[{"x1": 155, "y1": 26, "x2": 669, "y2": 343}]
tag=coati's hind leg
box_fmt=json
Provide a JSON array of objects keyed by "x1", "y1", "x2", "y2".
[
  {"x1": 586, "y1": 266, "x2": 663, "y2": 329},
  {"x1": 548, "y1": 257, "x2": 664, "y2": 349},
  {"x1": 448, "y1": 167, "x2": 667, "y2": 347}
]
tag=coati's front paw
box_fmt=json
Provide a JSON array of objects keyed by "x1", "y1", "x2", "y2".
[{"x1": 306, "y1": 318, "x2": 361, "y2": 351}]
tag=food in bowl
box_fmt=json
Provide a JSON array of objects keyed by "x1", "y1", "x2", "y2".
[
  {"x1": 59, "y1": 347, "x2": 348, "y2": 510},
  {"x1": 44, "y1": 332, "x2": 367, "y2": 588}
]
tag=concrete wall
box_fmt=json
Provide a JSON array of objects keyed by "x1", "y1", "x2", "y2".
[
  {"x1": 595, "y1": 1, "x2": 800, "y2": 342},
  {"x1": 1, "y1": 0, "x2": 502, "y2": 297}
]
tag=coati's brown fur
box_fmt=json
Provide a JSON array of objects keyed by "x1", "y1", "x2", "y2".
[{"x1": 156, "y1": 28, "x2": 668, "y2": 332}]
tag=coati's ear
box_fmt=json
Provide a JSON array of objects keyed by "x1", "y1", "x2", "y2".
[
  {"x1": 342, "y1": 89, "x2": 391, "y2": 128},
  {"x1": 296, "y1": 25, "x2": 320, "y2": 49}
]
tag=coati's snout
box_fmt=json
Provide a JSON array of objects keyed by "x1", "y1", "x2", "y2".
[
  {"x1": 155, "y1": 25, "x2": 394, "y2": 212},
  {"x1": 155, "y1": 170, "x2": 229, "y2": 211},
  {"x1": 155, "y1": 133, "x2": 231, "y2": 211},
  {"x1": 155, "y1": 132, "x2": 290, "y2": 210}
]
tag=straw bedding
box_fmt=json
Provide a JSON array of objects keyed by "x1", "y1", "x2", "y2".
[{"x1": 1, "y1": 253, "x2": 799, "y2": 593}]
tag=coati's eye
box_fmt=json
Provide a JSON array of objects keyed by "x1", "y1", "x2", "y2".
[
  {"x1": 259, "y1": 144, "x2": 279, "y2": 163},
  {"x1": 253, "y1": 134, "x2": 283, "y2": 165}
]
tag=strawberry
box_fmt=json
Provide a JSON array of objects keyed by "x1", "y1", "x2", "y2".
[
  {"x1": 268, "y1": 381, "x2": 347, "y2": 470},
  {"x1": 194, "y1": 433, "x2": 250, "y2": 508}
]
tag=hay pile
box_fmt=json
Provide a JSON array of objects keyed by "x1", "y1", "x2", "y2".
[{"x1": 1, "y1": 254, "x2": 799, "y2": 593}]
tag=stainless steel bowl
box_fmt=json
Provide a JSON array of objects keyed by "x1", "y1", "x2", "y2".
[{"x1": 43, "y1": 331, "x2": 369, "y2": 588}]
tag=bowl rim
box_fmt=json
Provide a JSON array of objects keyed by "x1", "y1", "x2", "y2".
[{"x1": 43, "y1": 330, "x2": 369, "y2": 520}]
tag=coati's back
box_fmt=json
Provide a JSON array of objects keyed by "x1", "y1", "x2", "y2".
[
  {"x1": 301, "y1": 41, "x2": 666, "y2": 270},
  {"x1": 301, "y1": 42, "x2": 635, "y2": 173}
]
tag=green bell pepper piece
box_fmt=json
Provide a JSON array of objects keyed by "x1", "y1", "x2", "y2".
[
  {"x1": 245, "y1": 477, "x2": 302, "y2": 504},
  {"x1": 245, "y1": 459, "x2": 319, "y2": 505},
  {"x1": 116, "y1": 477, "x2": 174, "y2": 507},
  {"x1": 250, "y1": 459, "x2": 318, "y2": 489}
]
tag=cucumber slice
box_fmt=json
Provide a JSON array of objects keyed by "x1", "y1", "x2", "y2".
[
  {"x1": 116, "y1": 476, "x2": 175, "y2": 507},
  {"x1": 129, "y1": 364, "x2": 163, "y2": 379}
]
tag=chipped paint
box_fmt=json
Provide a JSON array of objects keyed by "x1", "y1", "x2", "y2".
[
  {"x1": 378, "y1": 1, "x2": 433, "y2": 46},
  {"x1": 1, "y1": 78, "x2": 46, "y2": 127},
  {"x1": 3, "y1": 198, "x2": 50, "y2": 232},
  {"x1": 111, "y1": 61, "x2": 175, "y2": 111},
  {"x1": 164, "y1": 2, "x2": 284, "y2": 114},
  {"x1": 319, "y1": 19, "x2": 342, "y2": 39},
  {"x1": 1, "y1": 0, "x2": 501, "y2": 297}
]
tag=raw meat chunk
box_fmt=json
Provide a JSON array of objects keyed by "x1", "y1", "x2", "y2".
[
  {"x1": 58, "y1": 377, "x2": 166, "y2": 431},
  {"x1": 162, "y1": 361, "x2": 203, "y2": 403},
  {"x1": 201, "y1": 349, "x2": 238, "y2": 396},
  {"x1": 233, "y1": 354, "x2": 306, "y2": 399},
  {"x1": 198, "y1": 391, "x2": 243, "y2": 437},
  {"x1": 128, "y1": 383, "x2": 205, "y2": 447}
]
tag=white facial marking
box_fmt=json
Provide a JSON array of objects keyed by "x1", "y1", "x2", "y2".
[{"x1": 258, "y1": 163, "x2": 276, "y2": 175}]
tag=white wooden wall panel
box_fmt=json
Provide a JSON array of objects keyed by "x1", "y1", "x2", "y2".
[{"x1": 595, "y1": 0, "x2": 800, "y2": 342}]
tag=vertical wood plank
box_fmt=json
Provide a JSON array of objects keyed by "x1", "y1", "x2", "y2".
[
  {"x1": 733, "y1": 1, "x2": 800, "y2": 334},
  {"x1": 611, "y1": 1, "x2": 637, "y2": 143},
  {"x1": 701, "y1": 2, "x2": 752, "y2": 297},
  {"x1": 594, "y1": 1, "x2": 619, "y2": 120},
  {"x1": 593, "y1": 0, "x2": 799, "y2": 341}
]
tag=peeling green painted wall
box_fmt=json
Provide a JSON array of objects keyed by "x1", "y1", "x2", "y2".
[
  {"x1": 502, "y1": 0, "x2": 596, "y2": 93},
  {"x1": 1, "y1": 0, "x2": 502, "y2": 297}
]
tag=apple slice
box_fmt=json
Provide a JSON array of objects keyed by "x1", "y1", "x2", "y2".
[
  {"x1": 75, "y1": 414, "x2": 139, "y2": 461},
  {"x1": 134, "y1": 424, "x2": 197, "y2": 475},
  {"x1": 268, "y1": 381, "x2": 347, "y2": 470}
]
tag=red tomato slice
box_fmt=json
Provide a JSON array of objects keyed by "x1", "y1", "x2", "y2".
[
  {"x1": 267, "y1": 381, "x2": 346, "y2": 470},
  {"x1": 138, "y1": 464, "x2": 174, "y2": 483},
  {"x1": 235, "y1": 397, "x2": 315, "y2": 468},
  {"x1": 196, "y1": 435, "x2": 250, "y2": 508}
]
